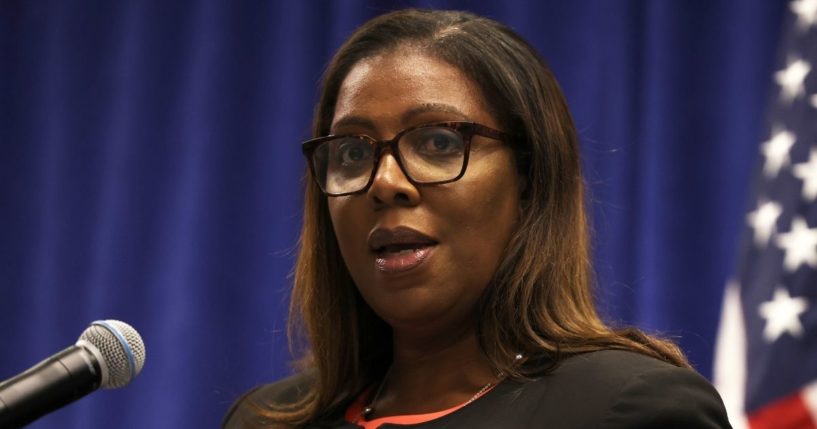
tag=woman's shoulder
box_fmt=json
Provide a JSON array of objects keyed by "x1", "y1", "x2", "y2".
[
  {"x1": 241, "y1": 372, "x2": 315, "y2": 405},
  {"x1": 549, "y1": 348, "x2": 694, "y2": 381},
  {"x1": 222, "y1": 372, "x2": 315, "y2": 429},
  {"x1": 512, "y1": 349, "x2": 731, "y2": 428}
]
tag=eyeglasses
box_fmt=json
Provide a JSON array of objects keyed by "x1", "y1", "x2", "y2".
[{"x1": 302, "y1": 121, "x2": 514, "y2": 196}]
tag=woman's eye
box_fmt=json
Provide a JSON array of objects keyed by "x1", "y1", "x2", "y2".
[
  {"x1": 413, "y1": 130, "x2": 464, "y2": 155},
  {"x1": 337, "y1": 140, "x2": 372, "y2": 165},
  {"x1": 430, "y1": 135, "x2": 453, "y2": 151}
]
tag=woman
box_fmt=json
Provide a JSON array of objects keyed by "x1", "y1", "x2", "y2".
[{"x1": 225, "y1": 9, "x2": 731, "y2": 429}]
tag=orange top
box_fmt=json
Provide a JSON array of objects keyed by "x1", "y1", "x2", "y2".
[{"x1": 344, "y1": 385, "x2": 497, "y2": 429}]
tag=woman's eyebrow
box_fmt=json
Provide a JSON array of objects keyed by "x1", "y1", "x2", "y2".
[
  {"x1": 330, "y1": 115, "x2": 376, "y2": 134},
  {"x1": 331, "y1": 104, "x2": 469, "y2": 134},
  {"x1": 400, "y1": 103, "x2": 469, "y2": 123}
]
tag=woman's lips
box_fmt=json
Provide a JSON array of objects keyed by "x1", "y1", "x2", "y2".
[
  {"x1": 368, "y1": 226, "x2": 438, "y2": 274},
  {"x1": 374, "y1": 245, "x2": 435, "y2": 273}
]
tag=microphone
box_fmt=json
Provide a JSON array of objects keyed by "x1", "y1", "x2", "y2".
[{"x1": 0, "y1": 320, "x2": 146, "y2": 428}]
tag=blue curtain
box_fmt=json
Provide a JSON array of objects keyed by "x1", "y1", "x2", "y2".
[{"x1": 0, "y1": 1, "x2": 785, "y2": 427}]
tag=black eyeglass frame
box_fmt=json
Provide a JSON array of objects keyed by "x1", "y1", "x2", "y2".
[{"x1": 301, "y1": 121, "x2": 515, "y2": 197}]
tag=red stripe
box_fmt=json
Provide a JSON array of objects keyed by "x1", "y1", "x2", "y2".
[{"x1": 749, "y1": 391, "x2": 817, "y2": 429}]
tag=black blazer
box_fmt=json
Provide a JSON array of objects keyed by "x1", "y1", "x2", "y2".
[{"x1": 224, "y1": 350, "x2": 732, "y2": 428}]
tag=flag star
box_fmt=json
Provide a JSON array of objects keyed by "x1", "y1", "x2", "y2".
[
  {"x1": 793, "y1": 148, "x2": 817, "y2": 201},
  {"x1": 775, "y1": 57, "x2": 811, "y2": 102},
  {"x1": 758, "y1": 286, "x2": 809, "y2": 342},
  {"x1": 775, "y1": 217, "x2": 817, "y2": 271},
  {"x1": 791, "y1": 0, "x2": 817, "y2": 30},
  {"x1": 760, "y1": 128, "x2": 796, "y2": 178},
  {"x1": 747, "y1": 201, "x2": 783, "y2": 247}
]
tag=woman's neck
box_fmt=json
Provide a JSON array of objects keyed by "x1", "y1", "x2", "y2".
[{"x1": 368, "y1": 326, "x2": 498, "y2": 418}]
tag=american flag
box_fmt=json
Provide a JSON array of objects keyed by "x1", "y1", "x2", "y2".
[{"x1": 714, "y1": 0, "x2": 817, "y2": 428}]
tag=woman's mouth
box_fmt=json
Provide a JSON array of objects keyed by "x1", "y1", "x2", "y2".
[
  {"x1": 374, "y1": 244, "x2": 435, "y2": 273},
  {"x1": 368, "y1": 227, "x2": 438, "y2": 274}
]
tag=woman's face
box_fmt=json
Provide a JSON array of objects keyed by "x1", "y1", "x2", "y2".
[{"x1": 327, "y1": 50, "x2": 523, "y2": 335}]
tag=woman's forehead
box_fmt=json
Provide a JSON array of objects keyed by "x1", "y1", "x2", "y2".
[{"x1": 331, "y1": 52, "x2": 495, "y2": 133}]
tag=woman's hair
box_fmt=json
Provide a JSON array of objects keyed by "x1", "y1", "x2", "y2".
[{"x1": 257, "y1": 8, "x2": 688, "y2": 427}]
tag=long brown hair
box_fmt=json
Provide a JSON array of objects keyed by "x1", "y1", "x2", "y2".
[{"x1": 256, "y1": 8, "x2": 687, "y2": 427}]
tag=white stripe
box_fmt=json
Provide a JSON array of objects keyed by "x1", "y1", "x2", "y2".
[
  {"x1": 802, "y1": 380, "x2": 817, "y2": 424},
  {"x1": 713, "y1": 280, "x2": 750, "y2": 429}
]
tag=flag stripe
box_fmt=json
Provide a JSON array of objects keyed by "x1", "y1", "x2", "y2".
[
  {"x1": 804, "y1": 382, "x2": 817, "y2": 424},
  {"x1": 748, "y1": 392, "x2": 817, "y2": 429},
  {"x1": 713, "y1": 280, "x2": 749, "y2": 429}
]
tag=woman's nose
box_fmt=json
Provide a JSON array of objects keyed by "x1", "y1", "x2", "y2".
[{"x1": 366, "y1": 153, "x2": 421, "y2": 208}]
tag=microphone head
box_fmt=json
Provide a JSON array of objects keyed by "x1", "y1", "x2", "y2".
[{"x1": 76, "y1": 320, "x2": 146, "y2": 389}]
